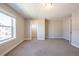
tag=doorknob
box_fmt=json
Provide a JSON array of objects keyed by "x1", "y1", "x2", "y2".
[{"x1": 70, "y1": 32, "x2": 72, "y2": 33}]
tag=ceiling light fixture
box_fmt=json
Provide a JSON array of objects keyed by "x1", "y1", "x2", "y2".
[{"x1": 45, "y1": 3, "x2": 53, "y2": 8}]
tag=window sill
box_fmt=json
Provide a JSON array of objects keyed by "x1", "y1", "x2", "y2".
[{"x1": 0, "y1": 38, "x2": 16, "y2": 45}]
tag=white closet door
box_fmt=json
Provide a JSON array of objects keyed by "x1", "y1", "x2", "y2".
[{"x1": 37, "y1": 19, "x2": 45, "y2": 40}]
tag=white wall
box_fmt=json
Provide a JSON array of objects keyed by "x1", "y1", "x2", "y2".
[
  {"x1": 46, "y1": 20, "x2": 63, "y2": 38},
  {"x1": 0, "y1": 4, "x2": 25, "y2": 55},
  {"x1": 71, "y1": 11, "x2": 79, "y2": 48},
  {"x1": 25, "y1": 19, "x2": 30, "y2": 40}
]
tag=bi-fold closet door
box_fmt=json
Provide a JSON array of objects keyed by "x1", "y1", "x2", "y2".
[{"x1": 30, "y1": 19, "x2": 45, "y2": 40}]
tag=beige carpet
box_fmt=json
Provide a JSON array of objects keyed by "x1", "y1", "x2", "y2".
[{"x1": 6, "y1": 39, "x2": 79, "y2": 56}]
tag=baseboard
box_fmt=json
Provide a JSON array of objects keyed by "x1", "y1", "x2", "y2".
[
  {"x1": 25, "y1": 38, "x2": 31, "y2": 40},
  {"x1": 37, "y1": 38, "x2": 45, "y2": 40},
  {"x1": 48, "y1": 37, "x2": 64, "y2": 39},
  {"x1": 63, "y1": 37, "x2": 69, "y2": 40},
  {"x1": 1, "y1": 40, "x2": 24, "y2": 56},
  {"x1": 71, "y1": 42, "x2": 79, "y2": 48}
]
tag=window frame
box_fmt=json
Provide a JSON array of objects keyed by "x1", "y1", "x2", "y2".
[{"x1": 0, "y1": 11, "x2": 16, "y2": 44}]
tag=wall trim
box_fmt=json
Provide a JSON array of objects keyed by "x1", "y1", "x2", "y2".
[
  {"x1": 47, "y1": 37, "x2": 64, "y2": 39},
  {"x1": 37, "y1": 38, "x2": 45, "y2": 40},
  {"x1": 25, "y1": 38, "x2": 31, "y2": 40},
  {"x1": 0, "y1": 40, "x2": 24, "y2": 56},
  {"x1": 25, "y1": 38, "x2": 46, "y2": 40},
  {"x1": 71, "y1": 42, "x2": 79, "y2": 48},
  {"x1": 63, "y1": 37, "x2": 69, "y2": 40}
]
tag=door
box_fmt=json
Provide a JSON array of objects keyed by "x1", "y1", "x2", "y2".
[
  {"x1": 30, "y1": 20, "x2": 37, "y2": 40},
  {"x1": 30, "y1": 19, "x2": 45, "y2": 40},
  {"x1": 37, "y1": 19, "x2": 45, "y2": 40},
  {"x1": 69, "y1": 18, "x2": 72, "y2": 44},
  {"x1": 31, "y1": 23, "x2": 37, "y2": 40},
  {"x1": 71, "y1": 14, "x2": 79, "y2": 47}
]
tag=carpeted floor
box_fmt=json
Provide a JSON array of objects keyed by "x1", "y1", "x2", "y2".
[{"x1": 6, "y1": 39, "x2": 79, "y2": 56}]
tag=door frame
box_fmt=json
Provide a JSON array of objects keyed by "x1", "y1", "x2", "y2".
[{"x1": 69, "y1": 17, "x2": 72, "y2": 44}]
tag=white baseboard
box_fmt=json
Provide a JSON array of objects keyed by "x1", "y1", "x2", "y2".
[
  {"x1": 71, "y1": 42, "x2": 79, "y2": 48},
  {"x1": 63, "y1": 37, "x2": 69, "y2": 40},
  {"x1": 25, "y1": 38, "x2": 31, "y2": 40},
  {"x1": 1, "y1": 40, "x2": 24, "y2": 56},
  {"x1": 37, "y1": 38, "x2": 45, "y2": 40},
  {"x1": 48, "y1": 37, "x2": 64, "y2": 39}
]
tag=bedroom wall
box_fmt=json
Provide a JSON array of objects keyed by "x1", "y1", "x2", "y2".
[
  {"x1": 0, "y1": 4, "x2": 25, "y2": 55},
  {"x1": 46, "y1": 20, "x2": 63, "y2": 39},
  {"x1": 25, "y1": 19, "x2": 30, "y2": 40}
]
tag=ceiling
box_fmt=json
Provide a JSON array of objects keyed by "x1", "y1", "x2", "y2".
[{"x1": 8, "y1": 3, "x2": 79, "y2": 20}]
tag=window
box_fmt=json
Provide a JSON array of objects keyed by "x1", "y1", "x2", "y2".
[{"x1": 0, "y1": 12, "x2": 16, "y2": 42}]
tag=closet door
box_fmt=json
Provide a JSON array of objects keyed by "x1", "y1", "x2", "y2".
[{"x1": 37, "y1": 19, "x2": 45, "y2": 40}]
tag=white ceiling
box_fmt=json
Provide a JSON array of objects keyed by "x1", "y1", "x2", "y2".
[{"x1": 8, "y1": 3, "x2": 79, "y2": 20}]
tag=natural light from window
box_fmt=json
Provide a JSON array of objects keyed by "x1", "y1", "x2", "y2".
[{"x1": 0, "y1": 12, "x2": 16, "y2": 42}]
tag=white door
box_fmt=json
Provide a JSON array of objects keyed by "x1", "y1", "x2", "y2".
[
  {"x1": 37, "y1": 19, "x2": 45, "y2": 40},
  {"x1": 71, "y1": 14, "x2": 79, "y2": 47},
  {"x1": 69, "y1": 18, "x2": 72, "y2": 44},
  {"x1": 30, "y1": 20, "x2": 37, "y2": 40}
]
